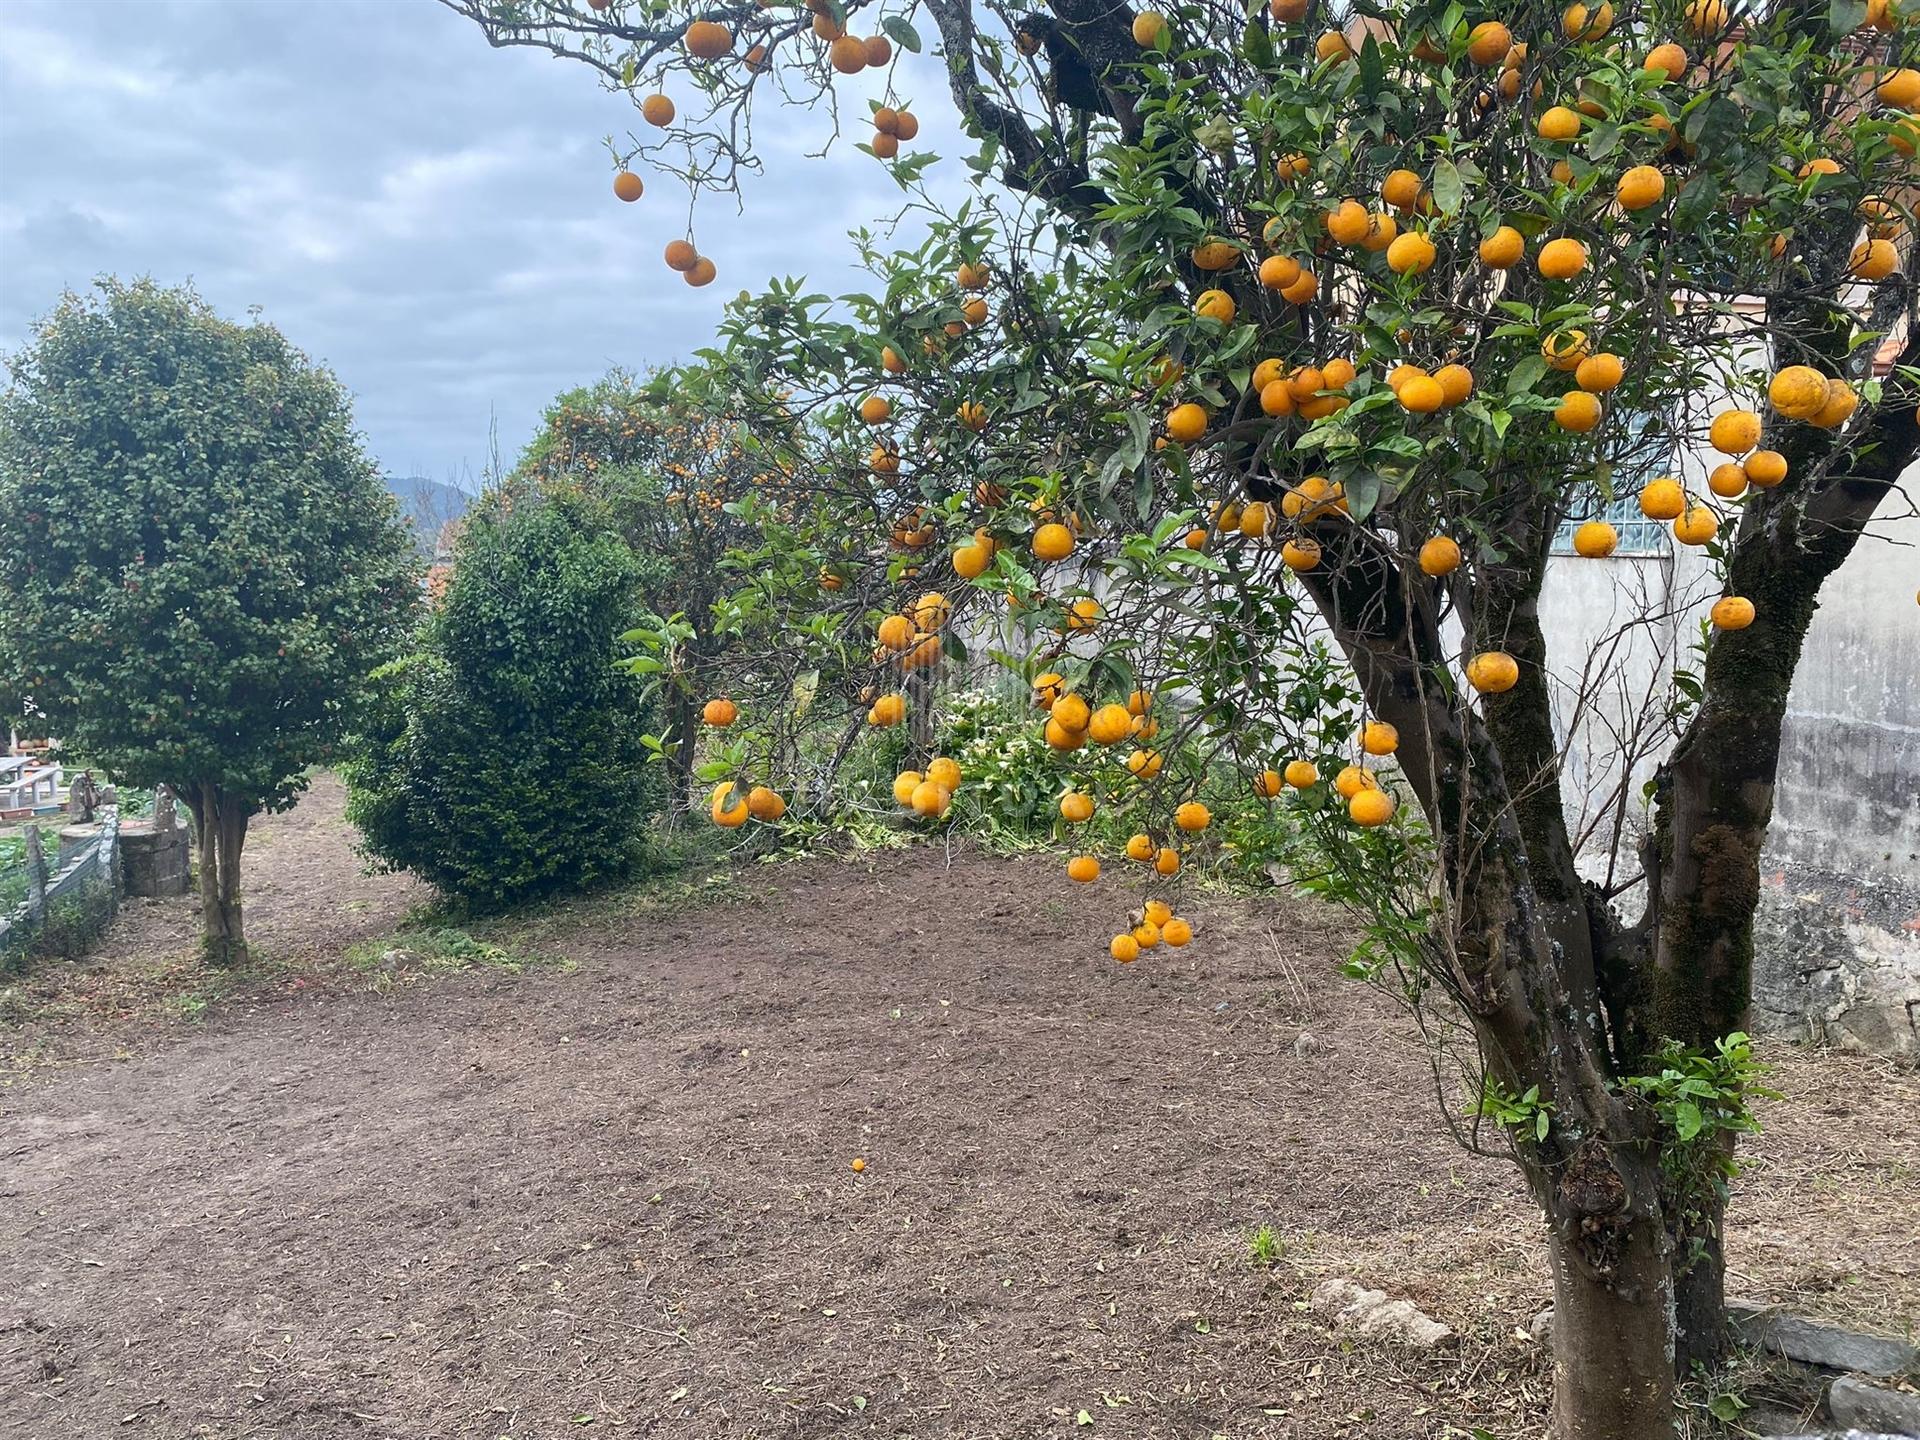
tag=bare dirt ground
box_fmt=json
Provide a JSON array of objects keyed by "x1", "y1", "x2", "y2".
[{"x1": 1, "y1": 783, "x2": 1915, "y2": 1440}]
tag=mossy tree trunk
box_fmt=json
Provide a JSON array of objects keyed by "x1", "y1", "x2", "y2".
[{"x1": 185, "y1": 781, "x2": 254, "y2": 966}]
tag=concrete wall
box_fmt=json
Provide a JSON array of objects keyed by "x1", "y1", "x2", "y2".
[{"x1": 1538, "y1": 469, "x2": 1920, "y2": 1057}]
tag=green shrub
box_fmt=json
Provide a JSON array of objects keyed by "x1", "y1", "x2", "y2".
[{"x1": 345, "y1": 495, "x2": 654, "y2": 911}]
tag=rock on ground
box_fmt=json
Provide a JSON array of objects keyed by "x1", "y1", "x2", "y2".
[
  {"x1": 1310, "y1": 1277, "x2": 1454, "y2": 1352},
  {"x1": 1731, "y1": 1300, "x2": 1920, "y2": 1378},
  {"x1": 1827, "y1": 1377, "x2": 1920, "y2": 1436}
]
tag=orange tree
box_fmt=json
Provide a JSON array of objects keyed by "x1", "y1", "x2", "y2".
[
  {"x1": 443, "y1": 1, "x2": 1920, "y2": 1433},
  {"x1": 503, "y1": 367, "x2": 811, "y2": 812}
]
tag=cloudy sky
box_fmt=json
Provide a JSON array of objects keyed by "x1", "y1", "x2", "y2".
[{"x1": 0, "y1": 0, "x2": 971, "y2": 486}]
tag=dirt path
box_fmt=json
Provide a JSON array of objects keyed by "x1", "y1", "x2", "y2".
[
  {"x1": 1, "y1": 790, "x2": 1915, "y2": 1440},
  {"x1": 1, "y1": 774, "x2": 423, "y2": 1067}
]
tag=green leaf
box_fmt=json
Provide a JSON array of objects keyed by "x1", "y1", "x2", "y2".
[
  {"x1": 1430, "y1": 157, "x2": 1464, "y2": 216},
  {"x1": 881, "y1": 14, "x2": 922, "y2": 51},
  {"x1": 1673, "y1": 1100, "x2": 1704, "y2": 1141}
]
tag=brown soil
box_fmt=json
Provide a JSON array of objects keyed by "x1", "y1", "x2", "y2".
[{"x1": 1, "y1": 786, "x2": 1915, "y2": 1440}]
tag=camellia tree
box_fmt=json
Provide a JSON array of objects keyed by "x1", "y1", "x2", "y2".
[
  {"x1": 444, "y1": 1, "x2": 1919, "y2": 1434},
  {"x1": 0, "y1": 280, "x2": 420, "y2": 963}
]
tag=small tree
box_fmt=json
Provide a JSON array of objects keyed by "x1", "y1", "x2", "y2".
[
  {"x1": 0, "y1": 279, "x2": 419, "y2": 963},
  {"x1": 345, "y1": 493, "x2": 655, "y2": 908},
  {"x1": 506, "y1": 368, "x2": 793, "y2": 812}
]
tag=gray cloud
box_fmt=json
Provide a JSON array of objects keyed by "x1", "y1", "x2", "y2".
[{"x1": 0, "y1": 0, "x2": 972, "y2": 485}]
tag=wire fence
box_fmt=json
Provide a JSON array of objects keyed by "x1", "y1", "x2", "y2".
[{"x1": 0, "y1": 808, "x2": 122, "y2": 968}]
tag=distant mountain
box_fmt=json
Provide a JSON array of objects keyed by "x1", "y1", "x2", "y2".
[{"x1": 383, "y1": 475, "x2": 470, "y2": 557}]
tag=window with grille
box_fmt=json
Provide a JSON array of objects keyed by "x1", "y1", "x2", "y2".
[{"x1": 1550, "y1": 408, "x2": 1675, "y2": 557}]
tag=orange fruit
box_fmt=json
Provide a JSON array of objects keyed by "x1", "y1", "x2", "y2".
[
  {"x1": 1434, "y1": 363, "x2": 1475, "y2": 406},
  {"x1": 1133, "y1": 10, "x2": 1167, "y2": 44},
  {"x1": 703, "y1": 697, "x2": 738, "y2": 727},
  {"x1": 1259, "y1": 254, "x2": 1304, "y2": 290},
  {"x1": 1709, "y1": 409, "x2": 1761, "y2": 455},
  {"x1": 1240, "y1": 500, "x2": 1275, "y2": 537},
  {"x1": 1616, "y1": 165, "x2": 1666, "y2": 211},
  {"x1": 1770, "y1": 365, "x2": 1830, "y2": 419},
  {"x1": 665, "y1": 240, "x2": 699, "y2": 272},
  {"x1": 859, "y1": 394, "x2": 892, "y2": 424},
  {"x1": 1125, "y1": 833, "x2": 1155, "y2": 862},
  {"x1": 1711, "y1": 596, "x2": 1756, "y2": 630},
  {"x1": 1284, "y1": 759, "x2": 1319, "y2": 788},
  {"x1": 1154, "y1": 848, "x2": 1181, "y2": 876},
  {"x1": 1639, "y1": 477, "x2": 1687, "y2": 519},
  {"x1": 684, "y1": 257, "x2": 718, "y2": 287},
  {"x1": 1167, "y1": 402, "x2": 1209, "y2": 443},
  {"x1": 892, "y1": 111, "x2": 920, "y2": 140},
  {"x1": 892, "y1": 770, "x2": 923, "y2": 807},
  {"x1": 1033, "y1": 522, "x2": 1074, "y2": 562},
  {"x1": 1281, "y1": 537, "x2": 1321, "y2": 571},
  {"x1": 1542, "y1": 329, "x2": 1589, "y2": 370},
  {"x1": 876, "y1": 613, "x2": 915, "y2": 651},
  {"x1": 1644, "y1": 42, "x2": 1689, "y2": 80},
  {"x1": 1132, "y1": 921, "x2": 1162, "y2": 949},
  {"x1": 1161, "y1": 918, "x2": 1193, "y2": 947},
  {"x1": 1810, "y1": 379, "x2": 1858, "y2": 428},
  {"x1": 913, "y1": 592, "x2": 952, "y2": 631},
  {"x1": 863, "y1": 34, "x2": 892, "y2": 65},
  {"x1": 1467, "y1": 20, "x2": 1512, "y2": 63},
  {"x1": 1194, "y1": 290, "x2": 1236, "y2": 323},
  {"x1": 1325, "y1": 199, "x2": 1372, "y2": 244},
  {"x1": 851, "y1": 1157, "x2": 866, "y2": 1173},
  {"x1": 746, "y1": 786, "x2": 786, "y2": 821},
  {"x1": 1555, "y1": 391, "x2": 1604, "y2": 432},
  {"x1": 1254, "y1": 769, "x2": 1283, "y2": 798},
  {"x1": 1191, "y1": 238, "x2": 1242, "y2": 271},
  {"x1": 1575, "y1": 353, "x2": 1624, "y2": 392},
  {"x1": 909, "y1": 780, "x2": 951, "y2": 818},
  {"x1": 1349, "y1": 788, "x2": 1395, "y2": 826},
  {"x1": 1382, "y1": 168, "x2": 1422, "y2": 210},
  {"x1": 1360, "y1": 720, "x2": 1398, "y2": 755},
  {"x1": 1744, "y1": 450, "x2": 1789, "y2": 487},
  {"x1": 1386, "y1": 231, "x2": 1438, "y2": 275},
  {"x1": 870, "y1": 131, "x2": 900, "y2": 160},
  {"x1": 1110, "y1": 933, "x2": 1141, "y2": 963},
  {"x1": 1538, "y1": 105, "x2": 1583, "y2": 141},
  {"x1": 1333, "y1": 764, "x2": 1377, "y2": 799},
  {"x1": 641, "y1": 93, "x2": 677, "y2": 126},
  {"x1": 1315, "y1": 29, "x2": 1352, "y2": 61},
  {"x1": 1673, "y1": 505, "x2": 1720, "y2": 546},
  {"x1": 1573, "y1": 519, "x2": 1618, "y2": 557},
  {"x1": 1709, "y1": 463, "x2": 1749, "y2": 498},
  {"x1": 829, "y1": 35, "x2": 867, "y2": 72},
  {"x1": 1067, "y1": 855, "x2": 1101, "y2": 882},
  {"x1": 1398, "y1": 375, "x2": 1446, "y2": 413},
  {"x1": 1260, "y1": 380, "x2": 1297, "y2": 417},
  {"x1": 1879, "y1": 67, "x2": 1920, "y2": 107},
  {"x1": 1418, "y1": 536, "x2": 1462, "y2": 575},
  {"x1": 1044, "y1": 718, "x2": 1085, "y2": 751},
  {"x1": 1060, "y1": 791, "x2": 1095, "y2": 823},
  {"x1": 684, "y1": 19, "x2": 732, "y2": 57},
  {"x1": 1466, "y1": 651, "x2": 1521, "y2": 694},
  {"x1": 1128, "y1": 749, "x2": 1165, "y2": 779},
  {"x1": 1280, "y1": 270, "x2": 1318, "y2": 304},
  {"x1": 1127, "y1": 689, "x2": 1154, "y2": 716},
  {"x1": 1683, "y1": 0, "x2": 1728, "y2": 33},
  {"x1": 1537, "y1": 237, "x2": 1588, "y2": 279},
  {"x1": 1479, "y1": 225, "x2": 1525, "y2": 268},
  {"x1": 613, "y1": 170, "x2": 644, "y2": 202},
  {"x1": 1850, "y1": 238, "x2": 1899, "y2": 280},
  {"x1": 1174, "y1": 801, "x2": 1211, "y2": 831},
  {"x1": 1088, "y1": 704, "x2": 1134, "y2": 744},
  {"x1": 1052, "y1": 693, "x2": 1092, "y2": 732},
  {"x1": 710, "y1": 781, "x2": 749, "y2": 828}
]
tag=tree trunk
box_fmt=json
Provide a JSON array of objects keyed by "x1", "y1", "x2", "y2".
[
  {"x1": 1547, "y1": 1212, "x2": 1678, "y2": 1440},
  {"x1": 663, "y1": 684, "x2": 697, "y2": 826},
  {"x1": 193, "y1": 781, "x2": 250, "y2": 966}
]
